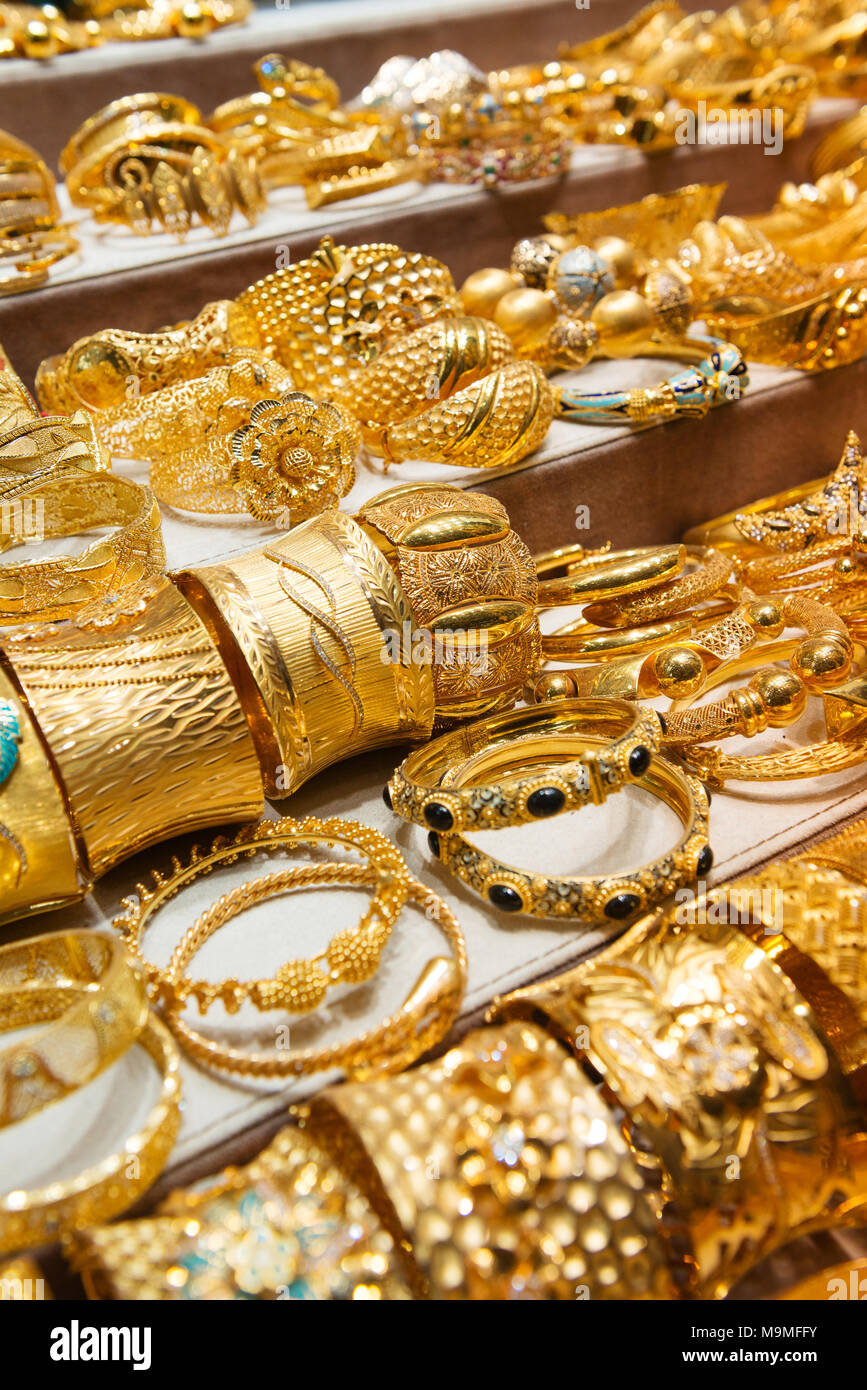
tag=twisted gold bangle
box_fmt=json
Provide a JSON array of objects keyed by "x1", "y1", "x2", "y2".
[
  {"x1": 114, "y1": 816, "x2": 413, "y2": 1017},
  {"x1": 0, "y1": 930, "x2": 148, "y2": 1131},
  {"x1": 0, "y1": 1014, "x2": 181, "y2": 1256}
]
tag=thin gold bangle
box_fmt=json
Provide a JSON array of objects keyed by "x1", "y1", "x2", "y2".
[
  {"x1": 0, "y1": 930, "x2": 148, "y2": 1131},
  {"x1": 0, "y1": 1013, "x2": 181, "y2": 1256}
]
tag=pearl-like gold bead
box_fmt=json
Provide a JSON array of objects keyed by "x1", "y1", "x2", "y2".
[
  {"x1": 591, "y1": 290, "x2": 656, "y2": 357},
  {"x1": 835, "y1": 555, "x2": 857, "y2": 578},
  {"x1": 791, "y1": 636, "x2": 852, "y2": 689},
  {"x1": 745, "y1": 599, "x2": 784, "y2": 639},
  {"x1": 22, "y1": 19, "x2": 59, "y2": 57},
  {"x1": 747, "y1": 669, "x2": 806, "y2": 726},
  {"x1": 494, "y1": 288, "x2": 559, "y2": 355},
  {"x1": 176, "y1": 1, "x2": 213, "y2": 37},
  {"x1": 459, "y1": 268, "x2": 523, "y2": 320},
  {"x1": 593, "y1": 236, "x2": 639, "y2": 285},
  {"x1": 532, "y1": 672, "x2": 576, "y2": 702},
  {"x1": 653, "y1": 645, "x2": 705, "y2": 698}
]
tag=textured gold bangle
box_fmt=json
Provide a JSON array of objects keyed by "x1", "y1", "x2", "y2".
[
  {"x1": 0, "y1": 0, "x2": 251, "y2": 60},
  {"x1": 0, "y1": 929, "x2": 148, "y2": 1131},
  {"x1": 0, "y1": 129, "x2": 78, "y2": 295},
  {"x1": 303, "y1": 1019, "x2": 677, "y2": 1300},
  {"x1": 386, "y1": 697, "x2": 664, "y2": 833},
  {"x1": 430, "y1": 739, "x2": 711, "y2": 922},
  {"x1": 498, "y1": 907, "x2": 867, "y2": 1301},
  {"x1": 66, "y1": 1121, "x2": 414, "y2": 1301},
  {"x1": 149, "y1": 871, "x2": 467, "y2": 1081},
  {"x1": 0, "y1": 472, "x2": 165, "y2": 624},
  {"x1": 114, "y1": 816, "x2": 413, "y2": 1016},
  {"x1": 236, "y1": 236, "x2": 460, "y2": 398},
  {"x1": 34, "y1": 299, "x2": 264, "y2": 415},
  {"x1": 0, "y1": 1013, "x2": 181, "y2": 1256},
  {"x1": 4, "y1": 574, "x2": 264, "y2": 877}
]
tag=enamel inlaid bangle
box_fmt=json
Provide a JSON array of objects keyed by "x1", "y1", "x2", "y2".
[
  {"x1": 555, "y1": 337, "x2": 748, "y2": 424},
  {"x1": 0, "y1": 1014, "x2": 181, "y2": 1256},
  {"x1": 0, "y1": 930, "x2": 148, "y2": 1132},
  {"x1": 386, "y1": 697, "x2": 665, "y2": 834},
  {"x1": 425, "y1": 743, "x2": 711, "y2": 922}
]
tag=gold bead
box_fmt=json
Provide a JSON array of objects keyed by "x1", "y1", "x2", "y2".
[
  {"x1": 835, "y1": 555, "x2": 857, "y2": 578},
  {"x1": 593, "y1": 236, "x2": 639, "y2": 285},
  {"x1": 176, "y1": 1, "x2": 213, "y2": 38},
  {"x1": 747, "y1": 668, "x2": 806, "y2": 726},
  {"x1": 532, "y1": 672, "x2": 576, "y2": 702},
  {"x1": 459, "y1": 268, "x2": 523, "y2": 320},
  {"x1": 22, "y1": 19, "x2": 59, "y2": 58},
  {"x1": 791, "y1": 636, "x2": 852, "y2": 689},
  {"x1": 653, "y1": 645, "x2": 705, "y2": 698},
  {"x1": 745, "y1": 599, "x2": 784, "y2": 639},
  {"x1": 591, "y1": 291, "x2": 656, "y2": 357},
  {"x1": 494, "y1": 288, "x2": 559, "y2": 355}
]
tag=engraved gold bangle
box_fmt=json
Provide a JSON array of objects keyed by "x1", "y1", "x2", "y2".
[
  {"x1": 428, "y1": 736, "x2": 711, "y2": 922},
  {"x1": 0, "y1": 472, "x2": 166, "y2": 624},
  {"x1": 386, "y1": 697, "x2": 665, "y2": 834},
  {"x1": 113, "y1": 816, "x2": 414, "y2": 1017},
  {"x1": 0, "y1": 929, "x2": 148, "y2": 1132},
  {"x1": 3, "y1": 574, "x2": 264, "y2": 877},
  {"x1": 0, "y1": 129, "x2": 78, "y2": 295},
  {"x1": 0, "y1": 1013, "x2": 181, "y2": 1256}
]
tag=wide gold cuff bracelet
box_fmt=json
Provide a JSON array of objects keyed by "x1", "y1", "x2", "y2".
[{"x1": 3, "y1": 574, "x2": 264, "y2": 877}]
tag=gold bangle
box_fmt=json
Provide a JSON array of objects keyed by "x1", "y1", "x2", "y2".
[
  {"x1": 114, "y1": 816, "x2": 414, "y2": 1016},
  {"x1": 0, "y1": 129, "x2": 78, "y2": 295},
  {"x1": 126, "y1": 843, "x2": 468, "y2": 1080},
  {"x1": 0, "y1": 1013, "x2": 181, "y2": 1256},
  {"x1": 0, "y1": 664, "x2": 81, "y2": 924},
  {"x1": 706, "y1": 284, "x2": 867, "y2": 371},
  {"x1": 428, "y1": 734, "x2": 711, "y2": 923},
  {"x1": 63, "y1": 94, "x2": 265, "y2": 240},
  {"x1": 0, "y1": 472, "x2": 165, "y2": 624},
  {"x1": 536, "y1": 542, "x2": 686, "y2": 606},
  {"x1": 177, "y1": 509, "x2": 436, "y2": 798},
  {"x1": 79, "y1": 353, "x2": 293, "y2": 465},
  {"x1": 0, "y1": 930, "x2": 148, "y2": 1130},
  {"x1": 387, "y1": 697, "x2": 665, "y2": 833},
  {"x1": 34, "y1": 299, "x2": 264, "y2": 415},
  {"x1": 235, "y1": 236, "x2": 460, "y2": 397},
  {"x1": 66, "y1": 1121, "x2": 415, "y2": 1301},
  {"x1": 151, "y1": 389, "x2": 359, "y2": 522},
  {"x1": 3, "y1": 574, "x2": 264, "y2": 877},
  {"x1": 497, "y1": 905, "x2": 867, "y2": 1301},
  {"x1": 0, "y1": 0, "x2": 252, "y2": 60},
  {"x1": 684, "y1": 429, "x2": 866, "y2": 553},
  {"x1": 303, "y1": 1019, "x2": 678, "y2": 1300}
]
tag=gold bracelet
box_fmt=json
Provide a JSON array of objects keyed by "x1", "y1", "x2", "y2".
[
  {"x1": 152, "y1": 389, "x2": 359, "y2": 522},
  {"x1": 0, "y1": 1013, "x2": 181, "y2": 1256},
  {"x1": 62, "y1": 94, "x2": 265, "y2": 240},
  {"x1": 386, "y1": 697, "x2": 664, "y2": 833},
  {"x1": 0, "y1": 130, "x2": 78, "y2": 295},
  {"x1": 426, "y1": 731, "x2": 711, "y2": 922},
  {"x1": 4, "y1": 574, "x2": 264, "y2": 877},
  {"x1": 302, "y1": 1018, "x2": 677, "y2": 1300},
  {"x1": 114, "y1": 816, "x2": 413, "y2": 1016},
  {"x1": 115, "y1": 820, "x2": 466, "y2": 1080},
  {"x1": 0, "y1": 0, "x2": 251, "y2": 59},
  {"x1": 497, "y1": 903, "x2": 867, "y2": 1301},
  {"x1": 66, "y1": 1121, "x2": 415, "y2": 1301},
  {"x1": 0, "y1": 472, "x2": 165, "y2": 624},
  {"x1": 0, "y1": 930, "x2": 148, "y2": 1131}
]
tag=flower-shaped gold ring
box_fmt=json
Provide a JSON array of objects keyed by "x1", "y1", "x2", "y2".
[{"x1": 229, "y1": 392, "x2": 359, "y2": 524}]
